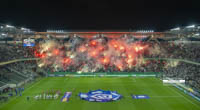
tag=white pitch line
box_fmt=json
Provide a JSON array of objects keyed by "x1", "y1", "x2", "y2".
[
  {"x1": 150, "y1": 96, "x2": 182, "y2": 98},
  {"x1": 167, "y1": 86, "x2": 200, "y2": 109},
  {"x1": 124, "y1": 96, "x2": 182, "y2": 98},
  {"x1": 25, "y1": 79, "x2": 44, "y2": 91},
  {"x1": 0, "y1": 78, "x2": 44, "y2": 108}
]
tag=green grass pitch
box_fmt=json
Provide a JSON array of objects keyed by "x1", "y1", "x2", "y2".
[{"x1": 1, "y1": 77, "x2": 200, "y2": 110}]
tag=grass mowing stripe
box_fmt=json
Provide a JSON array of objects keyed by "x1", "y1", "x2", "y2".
[{"x1": 1, "y1": 77, "x2": 200, "y2": 110}]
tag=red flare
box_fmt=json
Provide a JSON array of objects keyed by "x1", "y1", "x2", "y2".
[
  {"x1": 89, "y1": 49, "x2": 99, "y2": 57},
  {"x1": 63, "y1": 57, "x2": 71, "y2": 64},
  {"x1": 90, "y1": 40, "x2": 97, "y2": 46},
  {"x1": 40, "y1": 53, "x2": 46, "y2": 58},
  {"x1": 134, "y1": 45, "x2": 144, "y2": 52},
  {"x1": 53, "y1": 49, "x2": 60, "y2": 55},
  {"x1": 101, "y1": 57, "x2": 110, "y2": 64},
  {"x1": 114, "y1": 44, "x2": 118, "y2": 48},
  {"x1": 119, "y1": 46, "x2": 125, "y2": 51},
  {"x1": 98, "y1": 45, "x2": 104, "y2": 51},
  {"x1": 117, "y1": 65, "x2": 123, "y2": 70}
]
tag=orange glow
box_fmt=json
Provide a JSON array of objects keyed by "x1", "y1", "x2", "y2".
[
  {"x1": 119, "y1": 46, "x2": 125, "y2": 50},
  {"x1": 89, "y1": 50, "x2": 98, "y2": 57},
  {"x1": 53, "y1": 49, "x2": 60, "y2": 55},
  {"x1": 128, "y1": 54, "x2": 132, "y2": 58},
  {"x1": 34, "y1": 50, "x2": 46, "y2": 58},
  {"x1": 90, "y1": 40, "x2": 97, "y2": 46},
  {"x1": 117, "y1": 65, "x2": 123, "y2": 70},
  {"x1": 126, "y1": 58, "x2": 133, "y2": 64},
  {"x1": 40, "y1": 53, "x2": 46, "y2": 58},
  {"x1": 79, "y1": 46, "x2": 87, "y2": 52},
  {"x1": 98, "y1": 46, "x2": 104, "y2": 51},
  {"x1": 101, "y1": 57, "x2": 110, "y2": 64},
  {"x1": 114, "y1": 44, "x2": 118, "y2": 48},
  {"x1": 134, "y1": 45, "x2": 144, "y2": 52},
  {"x1": 63, "y1": 57, "x2": 71, "y2": 64}
]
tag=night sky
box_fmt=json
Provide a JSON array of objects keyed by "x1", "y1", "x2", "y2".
[{"x1": 0, "y1": 0, "x2": 199, "y2": 32}]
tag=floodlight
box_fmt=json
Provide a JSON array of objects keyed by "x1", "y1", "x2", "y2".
[
  {"x1": 6, "y1": 25, "x2": 14, "y2": 28},
  {"x1": 186, "y1": 25, "x2": 195, "y2": 28}
]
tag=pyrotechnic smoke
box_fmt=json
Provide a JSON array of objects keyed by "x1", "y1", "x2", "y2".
[{"x1": 34, "y1": 36, "x2": 167, "y2": 72}]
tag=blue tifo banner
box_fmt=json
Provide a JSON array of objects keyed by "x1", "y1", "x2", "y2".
[
  {"x1": 79, "y1": 89, "x2": 122, "y2": 102},
  {"x1": 132, "y1": 95, "x2": 150, "y2": 99},
  {"x1": 61, "y1": 92, "x2": 72, "y2": 102}
]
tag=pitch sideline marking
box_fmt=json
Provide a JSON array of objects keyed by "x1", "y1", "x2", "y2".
[
  {"x1": 124, "y1": 96, "x2": 182, "y2": 98},
  {"x1": 167, "y1": 86, "x2": 200, "y2": 109},
  {"x1": 150, "y1": 96, "x2": 182, "y2": 98},
  {"x1": 0, "y1": 78, "x2": 44, "y2": 108}
]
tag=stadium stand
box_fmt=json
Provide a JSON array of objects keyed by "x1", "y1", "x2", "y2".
[{"x1": 0, "y1": 23, "x2": 200, "y2": 105}]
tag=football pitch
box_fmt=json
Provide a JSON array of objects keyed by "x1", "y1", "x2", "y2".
[{"x1": 1, "y1": 77, "x2": 200, "y2": 110}]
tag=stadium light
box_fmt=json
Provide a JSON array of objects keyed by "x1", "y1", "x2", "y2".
[
  {"x1": 1, "y1": 33, "x2": 7, "y2": 36},
  {"x1": 6, "y1": 25, "x2": 14, "y2": 28},
  {"x1": 195, "y1": 33, "x2": 199, "y2": 36},
  {"x1": 171, "y1": 27, "x2": 180, "y2": 31},
  {"x1": 21, "y1": 27, "x2": 27, "y2": 30},
  {"x1": 186, "y1": 25, "x2": 195, "y2": 28},
  {"x1": 21, "y1": 27, "x2": 31, "y2": 33}
]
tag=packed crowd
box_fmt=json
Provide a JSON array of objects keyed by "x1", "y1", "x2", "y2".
[
  {"x1": 0, "y1": 44, "x2": 34, "y2": 62},
  {"x1": 148, "y1": 41, "x2": 200, "y2": 92},
  {"x1": 163, "y1": 62, "x2": 200, "y2": 91},
  {"x1": 43, "y1": 37, "x2": 200, "y2": 92},
  {"x1": 0, "y1": 44, "x2": 39, "y2": 98},
  {"x1": 0, "y1": 36, "x2": 199, "y2": 92}
]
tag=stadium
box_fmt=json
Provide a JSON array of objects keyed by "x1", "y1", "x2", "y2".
[{"x1": 0, "y1": 23, "x2": 200, "y2": 110}]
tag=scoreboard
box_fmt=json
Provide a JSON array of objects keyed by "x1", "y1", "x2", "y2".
[{"x1": 23, "y1": 38, "x2": 35, "y2": 47}]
